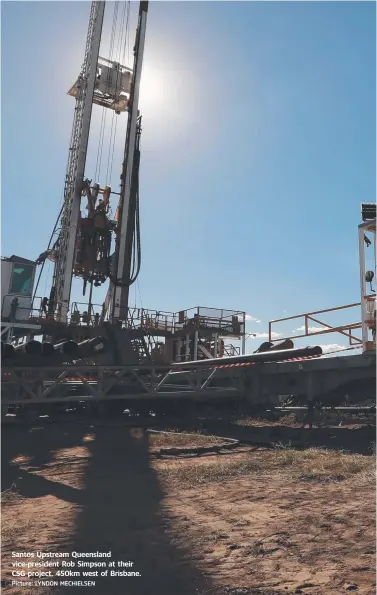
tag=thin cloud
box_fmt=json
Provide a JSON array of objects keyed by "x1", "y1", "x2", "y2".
[
  {"x1": 241, "y1": 314, "x2": 261, "y2": 323},
  {"x1": 248, "y1": 332, "x2": 281, "y2": 340},
  {"x1": 293, "y1": 325, "x2": 324, "y2": 333},
  {"x1": 319, "y1": 344, "x2": 348, "y2": 353}
]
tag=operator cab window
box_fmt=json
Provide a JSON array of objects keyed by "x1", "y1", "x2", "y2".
[{"x1": 10, "y1": 263, "x2": 34, "y2": 295}]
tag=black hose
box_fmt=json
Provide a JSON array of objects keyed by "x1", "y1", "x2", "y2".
[
  {"x1": 107, "y1": 130, "x2": 141, "y2": 289},
  {"x1": 32, "y1": 204, "x2": 64, "y2": 307}
]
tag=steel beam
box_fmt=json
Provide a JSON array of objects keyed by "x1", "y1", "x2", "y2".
[
  {"x1": 113, "y1": 2, "x2": 149, "y2": 320},
  {"x1": 54, "y1": 1, "x2": 105, "y2": 322}
]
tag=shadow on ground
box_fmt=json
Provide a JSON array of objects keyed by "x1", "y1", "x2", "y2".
[{"x1": 1, "y1": 424, "x2": 212, "y2": 594}]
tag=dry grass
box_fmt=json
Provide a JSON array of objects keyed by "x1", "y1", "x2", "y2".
[
  {"x1": 1, "y1": 486, "x2": 23, "y2": 505},
  {"x1": 236, "y1": 412, "x2": 376, "y2": 429},
  {"x1": 148, "y1": 430, "x2": 225, "y2": 448},
  {"x1": 273, "y1": 444, "x2": 376, "y2": 483},
  {"x1": 156, "y1": 445, "x2": 376, "y2": 488},
  {"x1": 236, "y1": 414, "x2": 299, "y2": 427},
  {"x1": 1, "y1": 487, "x2": 28, "y2": 547}
]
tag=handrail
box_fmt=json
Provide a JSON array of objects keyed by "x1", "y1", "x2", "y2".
[
  {"x1": 270, "y1": 302, "x2": 361, "y2": 324},
  {"x1": 268, "y1": 301, "x2": 365, "y2": 346}
]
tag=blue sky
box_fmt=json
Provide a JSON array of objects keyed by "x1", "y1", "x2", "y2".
[{"x1": 2, "y1": 1, "x2": 375, "y2": 353}]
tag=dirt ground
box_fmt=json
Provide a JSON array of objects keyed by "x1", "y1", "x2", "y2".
[{"x1": 1, "y1": 423, "x2": 376, "y2": 595}]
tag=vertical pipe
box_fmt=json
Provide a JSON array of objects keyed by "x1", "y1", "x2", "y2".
[
  {"x1": 185, "y1": 334, "x2": 190, "y2": 361},
  {"x1": 241, "y1": 312, "x2": 246, "y2": 355},
  {"x1": 359, "y1": 225, "x2": 368, "y2": 349},
  {"x1": 176, "y1": 338, "x2": 182, "y2": 362},
  {"x1": 113, "y1": 2, "x2": 149, "y2": 320},
  {"x1": 88, "y1": 279, "x2": 94, "y2": 326},
  {"x1": 213, "y1": 333, "x2": 218, "y2": 358},
  {"x1": 193, "y1": 330, "x2": 199, "y2": 361}
]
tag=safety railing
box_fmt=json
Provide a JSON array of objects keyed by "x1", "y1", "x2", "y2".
[
  {"x1": 70, "y1": 302, "x2": 105, "y2": 327},
  {"x1": 2, "y1": 298, "x2": 246, "y2": 341},
  {"x1": 2, "y1": 295, "x2": 53, "y2": 324},
  {"x1": 268, "y1": 302, "x2": 363, "y2": 346},
  {"x1": 175, "y1": 307, "x2": 246, "y2": 336},
  {"x1": 128, "y1": 308, "x2": 176, "y2": 333},
  {"x1": 223, "y1": 344, "x2": 241, "y2": 357}
]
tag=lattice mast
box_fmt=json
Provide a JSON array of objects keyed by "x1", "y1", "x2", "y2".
[{"x1": 51, "y1": 1, "x2": 105, "y2": 322}]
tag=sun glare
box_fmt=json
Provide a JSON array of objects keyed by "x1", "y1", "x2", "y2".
[{"x1": 139, "y1": 61, "x2": 175, "y2": 115}]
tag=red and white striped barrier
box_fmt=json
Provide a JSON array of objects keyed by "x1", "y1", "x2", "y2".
[{"x1": 216, "y1": 353, "x2": 322, "y2": 370}]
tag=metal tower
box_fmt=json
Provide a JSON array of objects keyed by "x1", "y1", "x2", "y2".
[
  {"x1": 51, "y1": 2, "x2": 105, "y2": 323},
  {"x1": 50, "y1": 0, "x2": 148, "y2": 326}
]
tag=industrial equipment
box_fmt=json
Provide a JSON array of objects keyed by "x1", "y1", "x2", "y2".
[{"x1": 1, "y1": 2, "x2": 375, "y2": 416}]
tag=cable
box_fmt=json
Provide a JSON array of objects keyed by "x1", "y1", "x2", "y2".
[
  {"x1": 129, "y1": 138, "x2": 141, "y2": 284},
  {"x1": 115, "y1": 0, "x2": 128, "y2": 62},
  {"x1": 95, "y1": 108, "x2": 107, "y2": 182},
  {"x1": 123, "y1": 1, "x2": 131, "y2": 67},
  {"x1": 147, "y1": 430, "x2": 240, "y2": 458},
  {"x1": 105, "y1": 0, "x2": 130, "y2": 185},
  {"x1": 43, "y1": 262, "x2": 51, "y2": 297},
  {"x1": 105, "y1": 112, "x2": 116, "y2": 184},
  {"x1": 137, "y1": 279, "x2": 143, "y2": 309},
  {"x1": 32, "y1": 201, "x2": 64, "y2": 306},
  {"x1": 95, "y1": 1, "x2": 119, "y2": 182},
  {"x1": 107, "y1": 116, "x2": 118, "y2": 184},
  {"x1": 107, "y1": 120, "x2": 141, "y2": 289}
]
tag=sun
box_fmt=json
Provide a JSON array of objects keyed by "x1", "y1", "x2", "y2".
[{"x1": 139, "y1": 60, "x2": 173, "y2": 116}]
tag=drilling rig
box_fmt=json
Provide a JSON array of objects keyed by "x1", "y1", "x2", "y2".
[
  {"x1": 1, "y1": 1, "x2": 375, "y2": 416},
  {"x1": 1, "y1": 0, "x2": 248, "y2": 368}
]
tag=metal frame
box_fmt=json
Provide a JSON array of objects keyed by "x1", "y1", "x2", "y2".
[
  {"x1": 1, "y1": 363, "x2": 240, "y2": 405},
  {"x1": 53, "y1": 1, "x2": 105, "y2": 323},
  {"x1": 268, "y1": 302, "x2": 364, "y2": 347},
  {"x1": 242, "y1": 351, "x2": 376, "y2": 407},
  {"x1": 2, "y1": 351, "x2": 375, "y2": 408},
  {"x1": 68, "y1": 56, "x2": 133, "y2": 114},
  {"x1": 1, "y1": 322, "x2": 41, "y2": 336}
]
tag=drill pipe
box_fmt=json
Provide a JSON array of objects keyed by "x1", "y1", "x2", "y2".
[
  {"x1": 1, "y1": 342, "x2": 16, "y2": 358},
  {"x1": 255, "y1": 339, "x2": 294, "y2": 353},
  {"x1": 171, "y1": 345, "x2": 323, "y2": 371},
  {"x1": 54, "y1": 340, "x2": 78, "y2": 355},
  {"x1": 255, "y1": 341, "x2": 274, "y2": 353},
  {"x1": 272, "y1": 339, "x2": 294, "y2": 351},
  {"x1": 14, "y1": 340, "x2": 42, "y2": 355},
  {"x1": 77, "y1": 336, "x2": 107, "y2": 357},
  {"x1": 41, "y1": 342, "x2": 55, "y2": 357}
]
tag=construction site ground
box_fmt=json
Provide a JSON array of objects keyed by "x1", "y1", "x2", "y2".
[{"x1": 1, "y1": 417, "x2": 376, "y2": 595}]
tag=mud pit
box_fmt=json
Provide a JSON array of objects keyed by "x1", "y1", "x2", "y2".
[{"x1": 1, "y1": 424, "x2": 376, "y2": 595}]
